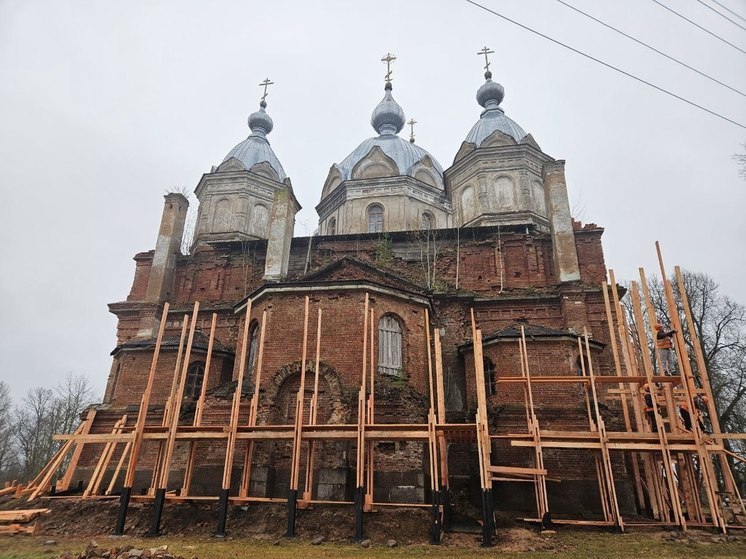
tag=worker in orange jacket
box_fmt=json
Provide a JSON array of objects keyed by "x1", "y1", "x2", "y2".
[
  {"x1": 654, "y1": 323, "x2": 677, "y2": 375},
  {"x1": 642, "y1": 383, "x2": 660, "y2": 433},
  {"x1": 679, "y1": 395, "x2": 708, "y2": 433}
]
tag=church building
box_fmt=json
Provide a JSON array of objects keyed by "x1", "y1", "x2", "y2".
[{"x1": 73, "y1": 51, "x2": 628, "y2": 531}]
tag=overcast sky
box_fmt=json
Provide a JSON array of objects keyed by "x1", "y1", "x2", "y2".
[{"x1": 1, "y1": 0, "x2": 744, "y2": 402}]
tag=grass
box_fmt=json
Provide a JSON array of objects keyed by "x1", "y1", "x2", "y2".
[{"x1": 1, "y1": 530, "x2": 745, "y2": 559}]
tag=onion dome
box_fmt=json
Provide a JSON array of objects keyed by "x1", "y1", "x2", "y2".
[
  {"x1": 332, "y1": 84, "x2": 444, "y2": 185},
  {"x1": 221, "y1": 100, "x2": 287, "y2": 181},
  {"x1": 371, "y1": 83, "x2": 406, "y2": 135},
  {"x1": 464, "y1": 70, "x2": 527, "y2": 146}
]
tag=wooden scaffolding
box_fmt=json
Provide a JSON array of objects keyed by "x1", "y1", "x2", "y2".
[{"x1": 22, "y1": 247, "x2": 746, "y2": 545}]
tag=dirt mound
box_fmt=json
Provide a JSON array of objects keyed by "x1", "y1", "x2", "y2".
[{"x1": 23, "y1": 498, "x2": 433, "y2": 544}]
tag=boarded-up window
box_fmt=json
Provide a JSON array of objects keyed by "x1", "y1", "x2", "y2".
[
  {"x1": 378, "y1": 314, "x2": 403, "y2": 376},
  {"x1": 484, "y1": 357, "x2": 496, "y2": 397},
  {"x1": 247, "y1": 321, "x2": 260, "y2": 380},
  {"x1": 184, "y1": 361, "x2": 205, "y2": 398},
  {"x1": 368, "y1": 204, "x2": 384, "y2": 233}
]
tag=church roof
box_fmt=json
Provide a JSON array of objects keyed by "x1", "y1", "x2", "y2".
[
  {"x1": 332, "y1": 83, "x2": 444, "y2": 184},
  {"x1": 221, "y1": 101, "x2": 287, "y2": 181},
  {"x1": 463, "y1": 71, "x2": 528, "y2": 146}
]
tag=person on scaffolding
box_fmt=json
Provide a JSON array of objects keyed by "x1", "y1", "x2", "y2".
[
  {"x1": 642, "y1": 383, "x2": 660, "y2": 432},
  {"x1": 679, "y1": 394, "x2": 709, "y2": 433},
  {"x1": 654, "y1": 323, "x2": 677, "y2": 375}
]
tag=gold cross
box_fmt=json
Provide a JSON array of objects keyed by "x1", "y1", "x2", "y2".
[
  {"x1": 477, "y1": 46, "x2": 494, "y2": 71},
  {"x1": 259, "y1": 78, "x2": 274, "y2": 102},
  {"x1": 407, "y1": 118, "x2": 417, "y2": 141},
  {"x1": 381, "y1": 52, "x2": 397, "y2": 84}
]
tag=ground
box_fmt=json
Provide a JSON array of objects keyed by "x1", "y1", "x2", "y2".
[{"x1": 1, "y1": 499, "x2": 745, "y2": 558}]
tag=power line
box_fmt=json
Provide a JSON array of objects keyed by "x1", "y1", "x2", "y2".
[
  {"x1": 710, "y1": 0, "x2": 746, "y2": 23},
  {"x1": 462, "y1": 0, "x2": 746, "y2": 129},
  {"x1": 555, "y1": 0, "x2": 745, "y2": 97},
  {"x1": 696, "y1": 0, "x2": 746, "y2": 31},
  {"x1": 650, "y1": 0, "x2": 746, "y2": 54}
]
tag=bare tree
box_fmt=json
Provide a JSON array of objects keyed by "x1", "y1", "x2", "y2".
[
  {"x1": 633, "y1": 271, "x2": 746, "y2": 483},
  {"x1": 0, "y1": 382, "x2": 17, "y2": 483},
  {"x1": 411, "y1": 226, "x2": 443, "y2": 291},
  {"x1": 13, "y1": 373, "x2": 96, "y2": 480}
]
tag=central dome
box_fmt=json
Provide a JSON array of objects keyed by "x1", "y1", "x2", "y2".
[{"x1": 333, "y1": 84, "x2": 444, "y2": 184}]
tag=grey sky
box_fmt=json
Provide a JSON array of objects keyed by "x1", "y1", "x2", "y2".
[{"x1": 1, "y1": 0, "x2": 744, "y2": 402}]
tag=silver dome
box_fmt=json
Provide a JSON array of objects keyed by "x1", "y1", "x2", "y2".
[
  {"x1": 221, "y1": 102, "x2": 287, "y2": 181},
  {"x1": 336, "y1": 134, "x2": 444, "y2": 182},
  {"x1": 465, "y1": 72, "x2": 527, "y2": 146},
  {"x1": 371, "y1": 83, "x2": 405, "y2": 135}
]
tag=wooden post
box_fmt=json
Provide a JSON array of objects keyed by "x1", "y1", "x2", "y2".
[
  {"x1": 470, "y1": 309, "x2": 493, "y2": 547},
  {"x1": 57, "y1": 409, "x2": 97, "y2": 491},
  {"x1": 150, "y1": 315, "x2": 188, "y2": 496},
  {"x1": 105, "y1": 441, "x2": 132, "y2": 496},
  {"x1": 115, "y1": 303, "x2": 169, "y2": 535},
  {"x1": 653, "y1": 247, "x2": 725, "y2": 531},
  {"x1": 302, "y1": 308, "x2": 323, "y2": 503},
  {"x1": 27, "y1": 424, "x2": 85, "y2": 501},
  {"x1": 182, "y1": 312, "x2": 218, "y2": 496},
  {"x1": 287, "y1": 296, "x2": 310, "y2": 537},
  {"x1": 216, "y1": 299, "x2": 252, "y2": 536},
  {"x1": 354, "y1": 293, "x2": 369, "y2": 542},
  {"x1": 433, "y1": 328, "x2": 451, "y2": 530},
  {"x1": 583, "y1": 329, "x2": 624, "y2": 531},
  {"x1": 674, "y1": 265, "x2": 736, "y2": 497},
  {"x1": 239, "y1": 309, "x2": 268, "y2": 498},
  {"x1": 602, "y1": 281, "x2": 645, "y2": 510},
  {"x1": 630, "y1": 282, "x2": 686, "y2": 530},
  {"x1": 150, "y1": 302, "x2": 200, "y2": 536},
  {"x1": 84, "y1": 415, "x2": 128, "y2": 498},
  {"x1": 365, "y1": 307, "x2": 375, "y2": 511}
]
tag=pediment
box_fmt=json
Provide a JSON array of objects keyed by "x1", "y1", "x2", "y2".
[
  {"x1": 520, "y1": 133, "x2": 542, "y2": 151},
  {"x1": 249, "y1": 161, "x2": 281, "y2": 182},
  {"x1": 321, "y1": 165, "x2": 344, "y2": 199},
  {"x1": 217, "y1": 157, "x2": 246, "y2": 173},
  {"x1": 409, "y1": 155, "x2": 442, "y2": 188},
  {"x1": 351, "y1": 145, "x2": 399, "y2": 180},
  {"x1": 301, "y1": 256, "x2": 425, "y2": 294},
  {"x1": 453, "y1": 141, "x2": 476, "y2": 164},
  {"x1": 481, "y1": 130, "x2": 518, "y2": 148}
]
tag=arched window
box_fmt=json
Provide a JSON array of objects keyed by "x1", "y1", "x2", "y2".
[
  {"x1": 378, "y1": 314, "x2": 403, "y2": 376},
  {"x1": 368, "y1": 204, "x2": 384, "y2": 233},
  {"x1": 483, "y1": 357, "x2": 496, "y2": 397},
  {"x1": 247, "y1": 321, "x2": 260, "y2": 379},
  {"x1": 421, "y1": 212, "x2": 434, "y2": 230},
  {"x1": 184, "y1": 361, "x2": 205, "y2": 398},
  {"x1": 328, "y1": 217, "x2": 337, "y2": 236}
]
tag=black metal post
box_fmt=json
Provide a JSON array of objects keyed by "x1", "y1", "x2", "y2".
[
  {"x1": 286, "y1": 488, "x2": 298, "y2": 537},
  {"x1": 440, "y1": 488, "x2": 451, "y2": 532},
  {"x1": 480, "y1": 489, "x2": 494, "y2": 547},
  {"x1": 114, "y1": 486, "x2": 132, "y2": 535},
  {"x1": 430, "y1": 490, "x2": 441, "y2": 544},
  {"x1": 148, "y1": 487, "x2": 167, "y2": 537},
  {"x1": 215, "y1": 488, "x2": 230, "y2": 537},
  {"x1": 354, "y1": 486, "x2": 364, "y2": 541}
]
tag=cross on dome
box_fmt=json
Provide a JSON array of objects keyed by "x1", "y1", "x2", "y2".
[
  {"x1": 259, "y1": 78, "x2": 274, "y2": 105},
  {"x1": 477, "y1": 46, "x2": 495, "y2": 79},
  {"x1": 381, "y1": 52, "x2": 397, "y2": 87},
  {"x1": 407, "y1": 118, "x2": 417, "y2": 143}
]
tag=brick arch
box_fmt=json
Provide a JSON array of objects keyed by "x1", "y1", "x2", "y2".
[{"x1": 258, "y1": 360, "x2": 346, "y2": 425}]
